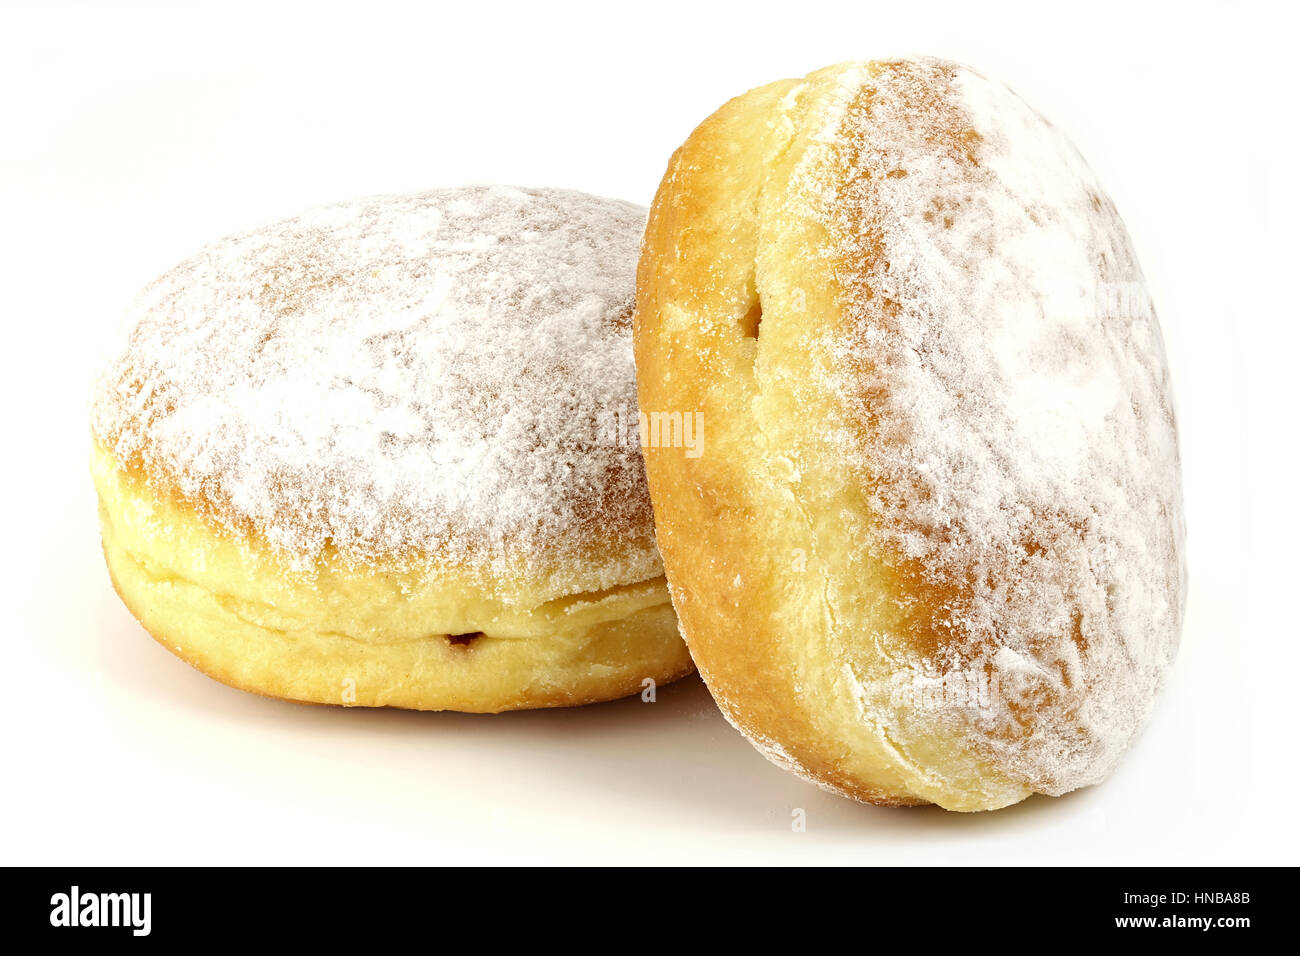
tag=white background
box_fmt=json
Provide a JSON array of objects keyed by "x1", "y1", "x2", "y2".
[{"x1": 2, "y1": 0, "x2": 1295, "y2": 865}]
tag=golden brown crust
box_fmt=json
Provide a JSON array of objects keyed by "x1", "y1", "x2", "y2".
[{"x1": 638, "y1": 74, "x2": 925, "y2": 805}]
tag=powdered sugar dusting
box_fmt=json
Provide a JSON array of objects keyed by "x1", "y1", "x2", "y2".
[
  {"x1": 92, "y1": 186, "x2": 660, "y2": 596},
  {"x1": 797, "y1": 59, "x2": 1185, "y2": 795}
]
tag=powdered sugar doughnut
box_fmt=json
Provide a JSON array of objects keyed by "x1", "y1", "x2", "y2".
[
  {"x1": 635, "y1": 59, "x2": 1185, "y2": 809},
  {"x1": 93, "y1": 186, "x2": 691, "y2": 711}
]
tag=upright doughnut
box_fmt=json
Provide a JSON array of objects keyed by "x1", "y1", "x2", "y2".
[{"x1": 635, "y1": 58, "x2": 1185, "y2": 810}]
